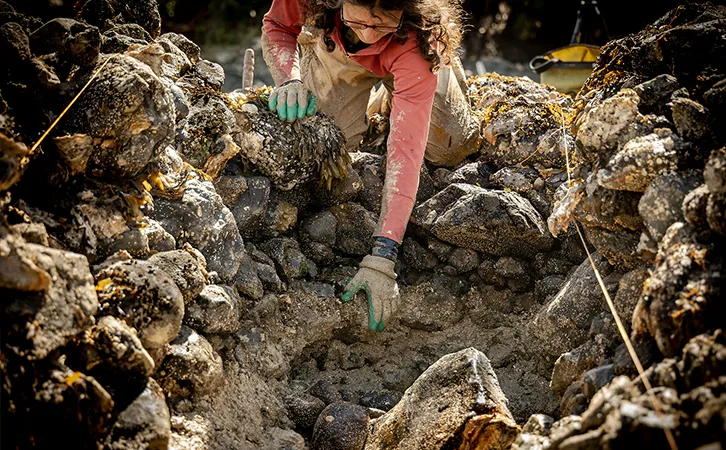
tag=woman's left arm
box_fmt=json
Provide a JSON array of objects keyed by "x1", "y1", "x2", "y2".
[{"x1": 374, "y1": 47, "x2": 438, "y2": 244}]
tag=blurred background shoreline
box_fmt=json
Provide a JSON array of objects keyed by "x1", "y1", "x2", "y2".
[{"x1": 29, "y1": 0, "x2": 693, "y2": 92}]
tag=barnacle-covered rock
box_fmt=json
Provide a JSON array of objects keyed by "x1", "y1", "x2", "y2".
[
  {"x1": 154, "y1": 174, "x2": 246, "y2": 283},
  {"x1": 0, "y1": 113, "x2": 29, "y2": 191},
  {"x1": 178, "y1": 93, "x2": 236, "y2": 169},
  {"x1": 110, "y1": 24, "x2": 152, "y2": 42},
  {"x1": 63, "y1": 188, "x2": 152, "y2": 260},
  {"x1": 69, "y1": 316, "x2": 154, "y2": 378},
  {"x1": 102, "y1": 29, "x2": 149, "y2": 54},
  {"x1": 227, "y1": 88, "x2": 350, "y2": 191},
  {"x1": 469, "y1": 73, "x2": 573, "y2": 169},
  {"x1": 704, "y1": 146, "x2": 726, "y2": 195},
  {"x1": 95, "y1": 259, "x2": 184, "y2": 351},
  {"x1": 682, "y1": 183, "x2": 710, "y2": 230},
  {"x1": 703, "y1": 147, "x2": 726, "y2": 235},
  {"x1": 64, "y1": 54, "x2": 175, "y2": 180},
  {"x1": 125, "y1": 42, "x2": 191, "y2": 82},
  {"x1": 580, "y1": 2, "x2": 726, "y2": 111},
  {"x1": 159, "y1": 32, "x2": 201, "y2": 63},
  {"x1": 536, "y1": 330, "x2": 726, "y2": 449},
  {"x1": 574, "y1": 89, "x2": 639, "y2": 164},
  {"x1": 491, "y1": 167, "x2": 540, "y2": 193},
  {"x1": 575, "y1": 177, "x2": 644, "y2": 233},
  {"x1": 1, "y1": 22, "x2": 60, "y2": 90},
  {"x1": 446, "y1": 161, "x2": 493, "y2": 188},
  {"x1": 76, "y1": 0, "x2": 162, "y2": 39},
  {"x1": 570, "y1": 174, "x2": 643, "y2": 269},
  {"x1": 0, "y1": 229, "x2": 98, "y2": 360},
  {"x1": 156, "y1": 325, "x2": 224, "y2": 399},
  {"x1": 412, "y1": 183, "x2": 552, "y2": 257},
  {"x1": 185, "y1": 284, "x2": 245, "y2": 334},
  {"x1": 105, "y1": 378, "x2": 171, "y2": 450},
  {"x1": 147, "y1": 246, "x2": 207, "y2": 303},
  {"x1": 29, "y1": 18, "x2": 101, "y2": 69},
  {"x1": 366, "y1": 348, "x2": 518, "y2": 449},
  {"x1": 66, "y1": 316, "x2": 154, "y2": 409},
  {"x1": 596, "y1": 129, "x2": 684, "y2": 193},
  {"x1": 670, "y1": 97, "x2": 710, "y2": 143},
  {"x1": 642, "y1": 222, "x2": 724, "y2": 357},
  {"x1": 26, "y1": 367, "x2": 115, "y2": 448},
  {"x1": 638, "y1": 172, "x2": 701, "y2": 242}
]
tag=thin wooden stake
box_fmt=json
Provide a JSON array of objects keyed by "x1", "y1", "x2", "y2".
[{"x1": 242, "y1": 49, "x2": 254, "y2": 90}]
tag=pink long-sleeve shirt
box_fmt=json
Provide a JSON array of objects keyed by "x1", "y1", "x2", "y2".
[{"x1": 262, "y1": 0, "x2": 437, "y2": 244}]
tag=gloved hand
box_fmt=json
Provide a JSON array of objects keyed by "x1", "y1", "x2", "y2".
[
  {"x1": 341, "y1": 255, "x2": 400, "y2": 332},
  {"x1": 268, "y1": 79, "x2": 317, "y2": 122}
]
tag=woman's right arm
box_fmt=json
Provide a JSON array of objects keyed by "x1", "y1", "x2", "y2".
[{"x1": 261, "y1": 0, "x2": 304, "y2": 85}]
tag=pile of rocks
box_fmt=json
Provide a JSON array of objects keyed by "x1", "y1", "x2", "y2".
[
  {"x1": 1, "y1": 0, "x2": 724, "y2": 449},
  {"x1": 520, "y1": 3, "x2": 726, "y2": 448}
]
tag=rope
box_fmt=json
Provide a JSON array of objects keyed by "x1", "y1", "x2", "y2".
[{"x1": 28, "y1": 55, "x2": 115, "y2": 155}]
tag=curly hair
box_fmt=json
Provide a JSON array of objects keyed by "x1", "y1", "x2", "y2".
[{"x1": 300, "y1": 0, "x2": 466, "y2": 73}]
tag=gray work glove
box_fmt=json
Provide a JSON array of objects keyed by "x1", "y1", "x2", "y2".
[
  {"x1": 267, "y1": 79, "x2": 317, "y2": 122},
  {"x1": 341, "y1": 255, "x2": 401, "y2": 332}
]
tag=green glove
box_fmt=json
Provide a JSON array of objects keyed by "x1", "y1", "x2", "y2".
[
  {"x1": 341, "y1": 255, "x2": 400, "y2": 332},
  {"x1": 268, "y1": 79, "x2": 317, "y2": 122}
]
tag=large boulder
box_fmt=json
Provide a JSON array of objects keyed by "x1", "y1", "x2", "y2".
[
  {"x1": 185, "y1": 284, "x2": 244, "y2": 334},
  {"x1": 147, "y1": 247, "x2": 207, "y2": 303},
  {"x1": 95, "y1": 259, "x2": 184, "y2": 352},
  {"x1": 530, "y1": 253, "x2": 620, "y2": 359},
  {"x1": 63, "y1": 54, "x2": 175, "y2": 179},
  {"x1": 312, "y1": 402, "x2": 370, "y2": 450},
  {"x1": 641, "y1": 222, "x2": 724, "y2": 357},
  {"x1": 66, "y1": 316, "x2": 154, "y2": 408},
  {"x1": 0, "y1": 231, "x2": 97, "y2": 360},
  {"x1": 156, "y1": 325, "x2": 224, "y2": 399},
  {"x1": 104, "y1": 378, "x2": 171, "y2": 450},
  {"x1": 155, "y1": 175, "x2": 246, "y2": 283},
  {"x1": 411, "y1": 183, "x2": 552, "y2": 257},
  {"x1": 470, "y1": 73, "x2": 573, "y2": 169},
  {"x1": 366, "y1": 348, "x2": 518, "y2": 450}
]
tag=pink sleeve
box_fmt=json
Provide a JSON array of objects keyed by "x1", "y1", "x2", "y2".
[
  {"x1": 374, "y1": 48, "x2": 438, "y2": 244},
  {"x1": 261, "y1": 0, "x2": 304, "y2": 83}
]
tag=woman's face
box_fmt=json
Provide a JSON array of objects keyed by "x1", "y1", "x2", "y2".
[{"x1": 341, "y1": 3, "x2": 404, "y2": 44}]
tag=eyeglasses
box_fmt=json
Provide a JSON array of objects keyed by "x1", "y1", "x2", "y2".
[{"x1": 340, "y1": 9, "x2": 403, "y2": 34}]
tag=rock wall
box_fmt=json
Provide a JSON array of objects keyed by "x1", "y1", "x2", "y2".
[{"x1": 1, "y1": 1, "x2": 724, "y2": 450}]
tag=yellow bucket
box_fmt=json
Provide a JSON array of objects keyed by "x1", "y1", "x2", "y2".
[{"x1": 529, "y1": 44, "x2": 601, "y2": 96}]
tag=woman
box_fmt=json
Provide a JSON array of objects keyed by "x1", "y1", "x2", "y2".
[{"x1": 262, "y1": 0, "x2": 480, "y2": 331}]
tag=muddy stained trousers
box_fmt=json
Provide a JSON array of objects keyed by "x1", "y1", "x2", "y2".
[{"x1": 298, "y1": 29, "x2": 481, "y2": 168}]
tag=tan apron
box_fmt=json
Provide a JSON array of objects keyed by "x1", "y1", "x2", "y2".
[{"x1": 297, "y1": 26, "x2": 481, "y2": 168}]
